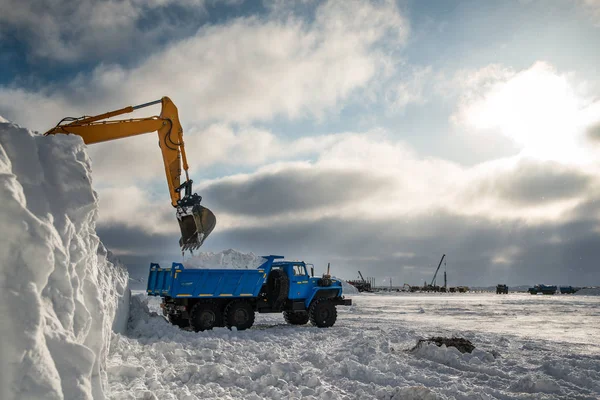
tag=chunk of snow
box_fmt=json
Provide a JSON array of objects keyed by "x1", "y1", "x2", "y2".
[{"x1": 0, "y1": 120, "x2": 129, "y2": 400}]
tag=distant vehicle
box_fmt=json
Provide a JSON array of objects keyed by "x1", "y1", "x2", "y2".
[
  {"x1": 559, "y1": 286, "x2": 580, "y2": 294},
  {"x1": 496, "y1": 284, "x2": 508, "y2": 294},
  {"x1": 147, "y1": 255, "x2": 352, "y2": 331},
  {"x1": 528, "y1": 284, "x2": 557, "y2": 295}
]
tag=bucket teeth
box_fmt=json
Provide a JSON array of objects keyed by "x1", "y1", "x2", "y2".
[{"x1": 178, "y1": 204, "x2": 216, "y2": 252}]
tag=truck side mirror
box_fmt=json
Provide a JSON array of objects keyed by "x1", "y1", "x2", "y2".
[{"x1": 311, "y1": 267, "x2": 314, "y2": 277}]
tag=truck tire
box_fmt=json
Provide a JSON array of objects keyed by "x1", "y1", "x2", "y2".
[
  {"x1": 168, "y1": 314, "x2": 190, "y2": 329},
  {"x1": 225, "y1": 301, "x2": 255, "y2": 331},
  {"x1": 309, "y1": 299, "x2": 337, "y2": 328},
  {"x1": 267, "y1": 269, "x2": 289, "y2": 309},
  {"x1": 283, "y1": 311, "x2": 309, "y2": 325},
  {"x1": 190, "y1": 302, "x2": 221, "y2": 332}
]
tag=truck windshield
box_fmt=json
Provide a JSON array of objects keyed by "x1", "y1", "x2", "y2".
[{"x1": 293, "y1": 265, "x2": 306, "y2": 276}]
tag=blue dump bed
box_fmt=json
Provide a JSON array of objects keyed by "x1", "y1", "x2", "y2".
[{"x1": 147, "y1": 256, "x2": 280, "y2": 299}]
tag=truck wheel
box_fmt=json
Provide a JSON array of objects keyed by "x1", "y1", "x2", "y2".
[
  {"x1": 309, "y1": 299, "x2": 337, "y2": 328},
  {"x1": 168, "y1": 314, "x2": 190, "y2": 329},
  {"x1": 225, "y1": 301, "x2": 255, "y2": 331},
  {"x1": 283, "y1": 311, "x2": 309, "y2": 325},
  {"x1": 190, "y1": 302, "x2": 220, "y2": 332}
]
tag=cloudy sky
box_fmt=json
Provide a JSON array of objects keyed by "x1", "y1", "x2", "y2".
[{"x1": 2, "y1": 0, "x2": 600, "y2": 287}]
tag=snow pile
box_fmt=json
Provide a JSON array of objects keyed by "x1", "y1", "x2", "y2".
[
  {"x1": 574, "y1": 287, "x2": 600, "y2": 296},
  {"x1": 0, "y1": 120, "x2": 129, "y2": 400},
  {"x1": 340, "y1": 279, "x2": 360, "y2": 294},
  {"x1": 184, "y1": 248, "x2": 265, "y2": 269}
]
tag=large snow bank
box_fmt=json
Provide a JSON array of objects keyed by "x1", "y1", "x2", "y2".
[
  {"x1": 0, "y1": 120, "x2": 129, "y2": 400},
  {"x1": 574, "y1": 287, "x2": 600, "y2": 296}
]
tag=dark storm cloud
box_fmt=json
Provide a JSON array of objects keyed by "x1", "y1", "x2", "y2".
[
  {"x1": 97, "y1": 223, "x2": 187, "y2": 289},
  {"x1": 97, "y1": 224, "x2": 175, "y2": 255},
  {"x1": 475, "y1": 160, "x2": 591, "y2": 205},
  {"x1": 203, "y1": 168, "x2": 389, "y2": 216},
  {"x1": 212, "y1": 210, "x2": 600, "y2": 287},
  {"x1": 100, "y1": 161, "x2": 600, "y2": 288},
  {"x1": 101, "y1": 205, "x2": 600, "y2": 288}
]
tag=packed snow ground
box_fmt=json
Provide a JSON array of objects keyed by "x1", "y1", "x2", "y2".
[
  {"x1": 108, "y1": 292, "x2": 600, "y2": 399},
  {"x1": 0, "y1": 120, "x2": 130, "y2": 400}
]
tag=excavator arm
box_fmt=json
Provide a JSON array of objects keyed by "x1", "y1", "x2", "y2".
[{"x1": 44, "y1": 97, "x2": 216, "y2": 252}]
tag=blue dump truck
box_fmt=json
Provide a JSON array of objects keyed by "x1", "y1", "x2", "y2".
[{"x1": 147, "y1": 255, "x2": 352, "y2": 331}]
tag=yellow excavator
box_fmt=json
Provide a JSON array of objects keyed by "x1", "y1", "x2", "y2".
[{"x1": 44, "y1": 96, "x2": 216, "y2": 252}]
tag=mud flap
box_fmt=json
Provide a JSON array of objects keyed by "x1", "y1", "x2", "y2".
[{"x1": 178, "y1": 204, "x2": 216, "y2": 251}]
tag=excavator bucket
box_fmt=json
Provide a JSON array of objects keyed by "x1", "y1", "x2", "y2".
[{"x1": 178, "y1": 204, "x2": 216, "y2": 252}]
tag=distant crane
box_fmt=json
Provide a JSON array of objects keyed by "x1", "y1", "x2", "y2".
[
  {"x1": 358, "y1": 271, "x2": 366, "y2": 283},
  {"x1": 430, "y1": 254, "x2": 446, "y2": 287}
]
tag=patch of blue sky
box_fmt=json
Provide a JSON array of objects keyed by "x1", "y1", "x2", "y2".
[
  {"x1": 0, "y1": 0, "x2": 268, "y2": 88},
  {"x1": 404, "y1": 0, "x2": 600, "y2": 75}
]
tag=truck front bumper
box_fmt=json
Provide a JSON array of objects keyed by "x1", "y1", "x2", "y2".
[{"x1": 331, "y1": 298, "x2": 352, "y2": 306}]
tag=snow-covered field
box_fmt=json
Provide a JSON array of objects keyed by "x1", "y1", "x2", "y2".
[{"x1": 108, "y1": 292, "x2": 600, "y2": 400}]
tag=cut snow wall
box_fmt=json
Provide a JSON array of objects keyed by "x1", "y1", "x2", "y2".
[{"x1": 0, "y1": 120, "x2": 129, "y2": 400}]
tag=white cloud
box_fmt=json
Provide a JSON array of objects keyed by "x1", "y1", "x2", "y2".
[
  {"x1": 578, "y1": 0, "x2": 600, "y2": 25},
  {"x1": 0, "y1": 0, "x2": 409, "y2": 130},
  {"x1": 90, "y1": 125, "x2": 600, "y2": 238},
  {"x1": 0, "y1": 0, "x2": 207, "y2": 62},
  {"x1": 386, "y1": 65, "x2": 433, "y2": 111},
  {"x1": 0, "y1": 0, "x2": 413, "y2": 205},
  {"x1": 451, "y1": 62, "x2": 600, "y2": 164},
  {"x1": 185, "y1": 123, "x2": 352, "y2": 170}
]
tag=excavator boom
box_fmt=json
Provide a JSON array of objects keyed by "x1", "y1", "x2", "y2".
[{"x1": 44, "y1": 97, "x2": 216, "y2": 251}]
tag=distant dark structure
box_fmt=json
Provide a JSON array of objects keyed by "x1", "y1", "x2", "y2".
[
  {"x1": 559, "y1": 286, "x2": 580, "y2": 294},
  {"x1": 528, "y1": 284, "x2": 557, "y2": 295},
  {"x1": 422, "y1": 254, "x2": 446, "y2": 292},
  {"x1": 347, "y1": 271, "x2": 374, "y2": 292},
  {"x1": 496, "y1": 284, "x2": 508, "y2": 294},
  {"x1": 418, "y1": 254, "x2": 469, "y2": 293}
]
